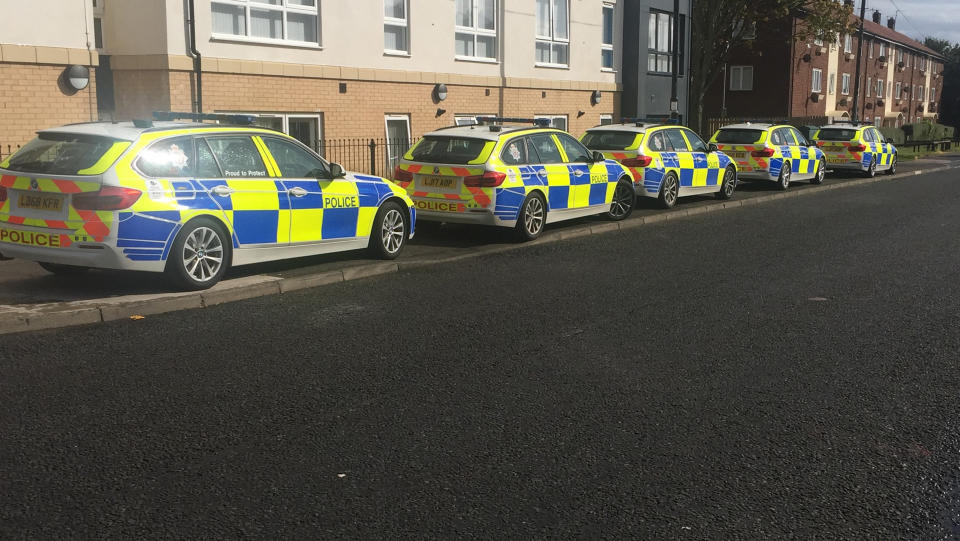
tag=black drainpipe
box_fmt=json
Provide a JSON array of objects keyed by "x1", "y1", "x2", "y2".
[{"x1": 186, "y1": 0, "x2": 203, "y2": 113}]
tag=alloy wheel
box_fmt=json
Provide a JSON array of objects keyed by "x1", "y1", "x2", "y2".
[
  {"x1": 182, "y1": 226, "x2": 224, "y2": 283},
  {"x1": 524, "y1": 197, "x2": 545, "y2": 236},
  {"x1": 380, "y1": 208, "x2": 405, "y2": 254}
]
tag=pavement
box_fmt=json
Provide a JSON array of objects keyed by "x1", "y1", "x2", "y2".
[
  {"x1": 1, "y1": 164, "x2": 959, "y2": 537},
  {"x1": 1, "y1": 154, "x2": 959, "y2": 334}
]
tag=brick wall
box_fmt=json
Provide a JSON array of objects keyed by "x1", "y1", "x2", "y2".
[{"x1": 0, "y1": 63, "x2": 96, "y2": 155}]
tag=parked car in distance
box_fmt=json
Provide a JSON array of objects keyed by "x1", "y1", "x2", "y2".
[
  {"x1": 812, "y1": 123, "x2": 897, "y2": 177},
  {"x1": 393, "y1": 117, "x2": 635, "y2": 241},
  {"x1": 0, "y1": 112, "x2": 415, "y2": 290},
  {"x1": 581, "y1": 121, "x2": 737, "y2": 209},
  {"x1": 710, "y1": 123, "x2": 826, "y2": 189}
]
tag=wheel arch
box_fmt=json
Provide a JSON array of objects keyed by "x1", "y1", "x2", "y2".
[{"x1": 166, "y1": 213, "x2": 235, "y2": 265}]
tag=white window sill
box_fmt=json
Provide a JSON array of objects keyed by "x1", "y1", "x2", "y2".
[
  {"x1": 601, "y1": 67, "x2": 616, "y2": 73},
  {"x1": 210, "y1": 33, "x2": 323, "y2": 50},
  {"x1": 454, "y1": 55, "x2": 498, "y2": 64},
  {"x1": 535, "y1": 62, "x2": 569, "y2": 70},
  {"x1": 384, "y1": 50, "x2": 411, "y2": 57}
]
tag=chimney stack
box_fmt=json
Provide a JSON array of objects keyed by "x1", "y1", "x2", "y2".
[
  {"x1": 887, "y1": 17, "x2": 896, "y2": 30},
  {"x1": 872, "y1": 11, "x2": 882, "y2": 24}
]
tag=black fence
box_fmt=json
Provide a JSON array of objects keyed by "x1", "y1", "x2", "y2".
[{"x1": 0, "y1": 138, "x2": 419, "y2": 179}]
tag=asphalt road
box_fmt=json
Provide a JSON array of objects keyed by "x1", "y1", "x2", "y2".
[
  {"x1": 2, "y1": 167, "x2": 960, "y2": 538},
  {"x1": 1, "y1": 154, "x2": 958, "y2": 305}
]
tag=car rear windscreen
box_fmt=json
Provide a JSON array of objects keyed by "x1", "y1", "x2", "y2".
[
  {"x1": 713, "y1": 129, "x2": 765, "y2": 144},
  {"x1": 5, "y1": 133, "x2": 119, "y2": 175},
  {"x1": 816, "y1": 129, "x2": 858, "y2": 141},
  {"x1": 580, "y1": 131, "x2": 640, "y2": 150},
  {"x1": 410, "y1": 136, "x2": 489, "y2": 164}
]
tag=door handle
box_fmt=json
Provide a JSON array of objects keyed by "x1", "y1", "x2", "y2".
[
  {"x1": 573, "y1": 170, "x2": 584, "y2": 177},
  {"x1": 537, "y1": 169, "x2": 547, "y2": 175},
  {"x1": 287, "y1": 187, "x2": 308, "y2": 197},
  {"x1": 211, "y1": 185, "x2": 234, "y2": 197}
]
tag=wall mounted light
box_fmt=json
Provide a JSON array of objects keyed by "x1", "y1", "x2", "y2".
[
  {"x1": 60, "y1": 65, "x2": 89, "y2": 93},
  {"x1": 434, "y1": 83, "x2": 448, "y2": 102},
  {"x1": 577, "y1": 110, "x2": 585, "y2": 118},
  {"x1": 591, "y1": 90, "x2": 602, "y2": 105},
  {"x1": 436, "y1": 108, "x2": 446, "y2": 117}
]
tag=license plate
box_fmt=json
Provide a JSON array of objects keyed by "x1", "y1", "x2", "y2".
[
  {"x1": 421, "y1": 176, "x2": 456, "y2": 188},
  {"x1": 729, "y1": 151, "x2": 746, "y2": 158},
  {"x1": 828, "y1": 158, "x2": 848, "y2": 164},
  {"x1": 17, "y1": 193, "x2": 64, "y2": 212}
]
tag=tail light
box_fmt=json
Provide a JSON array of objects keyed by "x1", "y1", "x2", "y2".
[
  {"x1": 751, "y1": 147, "x2": 776, "y2": 158},
  {"x1": 815, "y1": 141, "x2": 825, "y2": 147},
  {"x1": 463, "y1": 171, "x2": 506, "y2": 187},
  {"x1": 0, "y1": 186, "x2": 6, "y2": 203},
  {"x1": 72, "y1": 186, "x2": 142, "y2": 210},
  {"x1": 393, "y1": 166, "x2": 413, "y2": 183},
  {"x1": 621, "y1": 155, "x2": 653, "y2": 168},
  {"x1": 849, "y1": 144, "x2": 867, "y2": 152}
]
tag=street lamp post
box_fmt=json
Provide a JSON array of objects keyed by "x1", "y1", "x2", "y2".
[{"x1": 851, "y1": 0, "x2": 867, "y2": 123}]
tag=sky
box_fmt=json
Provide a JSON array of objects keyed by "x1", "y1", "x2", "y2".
[{"x1": 867, "y1": 0, "x2": 960, "y2": 45}]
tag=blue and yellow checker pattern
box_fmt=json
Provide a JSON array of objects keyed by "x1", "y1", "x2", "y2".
[
  {"x1": 710, "y1": 124, "x2": 825, "y2": 183},
  {"x1": 813, "y1": 126, "x2": 896, "y2": 173}
]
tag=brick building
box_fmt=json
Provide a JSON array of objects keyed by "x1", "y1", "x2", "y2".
[{"x1": 704, "y1": 10, "x2": 946, "y2": 127}]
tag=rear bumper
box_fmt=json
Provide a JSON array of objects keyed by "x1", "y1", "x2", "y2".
[
  {"x1": 737, "y1": 170, "x2": 777, "y2": 181},
  {"x1": 0, "y1": 225, "x2": 163, "y2": 272},
  {"x1": 825, "y1": 161, "x2": 866, "y2": 171}
]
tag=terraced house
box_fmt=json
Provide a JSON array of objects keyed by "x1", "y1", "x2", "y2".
[
  {"x1": 705, "y1": 9, "x2": 945, "y2": 127},
  {"x1": 1, "y1": 0, "x2": 694, "y2": 175}
]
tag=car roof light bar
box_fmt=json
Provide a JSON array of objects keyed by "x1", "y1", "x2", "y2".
[
  {"x1": 475, "y1": 116, "x2": 552, "y2": 127},
  {"x1": 152, "y1": 111, "x2": 258, "y2": 125}
]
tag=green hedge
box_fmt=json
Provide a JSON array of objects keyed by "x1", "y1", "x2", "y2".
[
  {"x1": 903, "y1": 122, "x2": 956, "y2": 141},
  {"x1": 879, "y1": 127, "x2": 905, "y2": 144}
]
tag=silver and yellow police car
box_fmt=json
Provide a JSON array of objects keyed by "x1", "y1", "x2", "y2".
[
  {"x1": 393, "y1": 117, "x2": 635, "y2": 241},
  {"x1": 710, "y1": 123, "x2": 826, "y2": 189},
  {"x1": 812, "y1": 123, "x2": 897, "y2": 177},
  {"x1": 581, "y1": 121, "x2": 737, "y2": 209},
  {"x1": 0, "y1": 113, "x2": 415, "y2": 290}
]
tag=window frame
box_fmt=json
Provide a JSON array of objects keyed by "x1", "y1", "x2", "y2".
[
  {"x1": 828, "y1": 72, "x2": 836, "y2": 95},
  {"x1": 811, "y1": 68, "x2": 823, "y2": 93},
  {"x1": 533, "y1": 114, "x2": 568, "y2": 132},
  {"x1": 895, "y1": 81, "x2": 902, "y2": 98},
  {"x1": 647, "y1": 10, "x2": 674, "y2": 75},
  {"x1": 841, "y1": 73, "x2": 851, "y2": 95},
  {"x1": 455, "y1": 0, "x2": 498, "y2": 62},
  {"x1": 210, "y1": 0, "x2": 322, "y2": 48},
  {"x1": 454, "y1": 114, "x2": 494, "y2": 126},
  {"x1": 384, "y1": 114, "x2": 412, "y2": 171},
  {"x1": 384, "y1": 0, "x2": 410, "y2": 55},
  {"x1": 601, "y1": 2, "x2": 615, "y2": 71},
  {"x1": 599, "y1": 114, "x2": 613, "y2": 126},
  {"x1": 844, "y1": 34, "x2": 853, "y2": 54},
  {"x1": 535, "y1": 0, "x2": 571, "y2": 68},
  {"x1": 729, "y1": 65, "x2": 753, "y2": 91}
]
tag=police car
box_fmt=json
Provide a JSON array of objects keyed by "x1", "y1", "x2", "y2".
[
  {"x1": 0, "y1": 112, "x2": 415, "y2": 290},
  {"x1": 581, "y1": 121, "x2": 737, "y2": 209},
  {"x1": 812, "y1": 123, "x2": 897, "y2": 177},
  {"x1": 710, "y1": 123, "x2": 826, "y2": 189},
  {"x1": 393, "y1": 117, "x2": 635, "y2": 240}
]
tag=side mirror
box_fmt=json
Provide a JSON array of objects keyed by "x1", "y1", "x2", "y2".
[
  {"x1": 591, "y1": 150, "x2": 605, "y2": 163},
  {"x1": 328, "y1": 162, "x2": 345, "y2": 179},
  {"x1": 886, "y1": 137, "x2": 895, "y2": 144},
  {"x1": 707, "y1": 142, "x2": 719, "y2": 153}
]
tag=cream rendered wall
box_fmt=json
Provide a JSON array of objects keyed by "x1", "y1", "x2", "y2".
[
  {"x1": 824, "y1": 42, "x2": 839, "y2": 112},
  {"x1": 159, "y1": 0, "x2": 615, "y2": 84},
  {"x1": 99, "y1": 0, "x2": 170, "y2": 55},
  {"x1": 0, "y1": 0, "x2": 93, "y2": 49},
  {"x1": 884, "y1": 55, "x2": 895, "y2": 116}
]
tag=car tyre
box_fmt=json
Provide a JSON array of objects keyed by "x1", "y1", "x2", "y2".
[
  {"x1": 864, "y1": 158, "x2": 877, "y2": 178},
  {"x1": 885, "y1": 154, "x2": 897, "y2": 175},
  {"x1": 516, "y1": 191, "x2": 547, "y2": 241},
  {"x1": 368, "y1": 201, "x2": 407, "y2": 260},
  {"x1": 777, "y1": 162, "x2": 791, "y2": 190},
  {"x1": 165, "y1": 217, "x2": 231, "y2": 291},
  {"x1": 606, "y1": 178, "x2": 635, "y2": 221},
  {"x1": 657, "y1": 172, "x2": 680, "y2": 209},
  {"x1": 38, "y1": 262, "x2": 88, "y2": 275},
  {"x1": 715, "y1": 166, "x2": 737, "y2": 200},
  {"x1": 811, "y1": 159, "x2": 825, "y2": 185}
]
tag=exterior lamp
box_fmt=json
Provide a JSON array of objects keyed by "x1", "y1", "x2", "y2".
[
  {"x1": 591, "y1": 90, "x2": 602, "y2": 105},
  {"x1": 62, "y1": 65, "x2": 90, "y2": 91},
  {"x1": 670, "y1": 97, "x2": 679, "y2": 113},
  {"x1": 433, "y1": 83, "x2": 448, "y2": 102}
]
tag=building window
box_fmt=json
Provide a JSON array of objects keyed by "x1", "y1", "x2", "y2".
[
  {"x1": 868, "y1": 39, "x2": 873, "y2": 58},
  {"x1": 879, "y1": 42, "x2": 886, "y2": 59},
  {"x1": 931, "y1": 87, "x2": 936, "y2": 102},
  {"x1": 895, "y1": 81, "x2": 901, "y2": 98},
  {"x1": 828, "y1": 73, "x2": 836, "y2": 95},
  {"x1": 601, "y1": 3, "x2": 614, "y2": 70},
  {"x1": 874, "y1": 116, "x2": 881, "y2": 127},
  {"x1": 877, "y1": 79, "x2": 884, "y2": 98},
  {"x1": 534, "y1": 115, "x2": 567, "y2": 131},
  {"x1": 897, "y1": 48, "x2": 903, "y2": 64},
  {"x1": 385, "y1": 114, "x2": 411, "y2": 172},
  {"x1": 384, "y1": 0, "x2": 409, "y2": 54},
  {"x1": 647, "y1": 11, "x2": 673, "y2": 74},
  {"x1": 536, "y1": 0, "x2": 569, "y2": 66},
  {"x1": 455, "y1": 0, "x2": 497, "y2": 60},
  {"x1": 230, "y1": 112, "x2": 324, "y2": 153},
  {"x1": 211, "y1": 0, "x2": 320, "y2": 45},
  {"x1": 454, "y1": 114, "x2": 494, "y2": 126},
  {"x1": 729, "y1": 65, "x2": 753, "y2": 91},
  {"x1": 811, "y1": 68, "x2": 822, "y2": 93},
  {"x1": 866, "y1": 76, "x2": 871, "y2": 97},
  {"x1": 93, "y1": 17, "x2": 104, "y2": 49},
  {"x1": 841, "y1": 73, "x2": 850, "y2": 95},
  {"x1": 844, "y1": 34, "x2": 853, "y2": 54},
  {"x1": 814, "y1": 36, "x2": 824, "y2": 47},
  {"x1": 599, "y1": 114, "x2": 613, "y2": 126}
]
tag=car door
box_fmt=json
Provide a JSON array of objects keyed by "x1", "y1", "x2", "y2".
[
  {"x1": 789, "y1": 127, "x2": 816, "y2": 179},
  {"x1": 871, "y1": 128, "x2": 890, "y2": 167},
  {"x1": 774, "y1": 127, "x2": 802, "y2": 177},
  {"x1": 642, "y1": 129, "x2": 673, "y2": 194},
  {"x1": 203, "y1": 135, "x2": 284, "y2": 247},
  {"x1": 681, "y1": 128, "x2": 719, "y2": 189},
  {"x1": 859, "y1": 128, "x2": 876, "y2": 168},
  {"x1": 664, "y1": 129, "x2": 694, "y2": 190},
  {"x1": 554, "y1": 132, "x2": 612, "y2": 209},
  {"x1": 260, "y1": 135, "x2": 363, "y2": 245},
  {"x1": 526, "y1": 133, "x2": 571, "y2": 212}
]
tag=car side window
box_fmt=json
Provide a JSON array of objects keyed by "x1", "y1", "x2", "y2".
[
  {"x1": 790, "y1": 128, "x2": 809, "y2": 146},
  {"x1": 861, "y1": 129, "x2": 874, "y2": 143},
  {"x1": 137, "y1": 136, "x2": 195, "y2": 178},
  {"x1": 666, "y1": 129, "x2": 690, "y2": 152},
  {"x1": 204, "y1": 136, "x2": 269, "y2": 178},
  {"x1": 501, "y1": 137, "x2": 528, "y2": 165},
  {"x1": 528, "y1": 133, "x2": 564, "y2": 164},
  {"x1": 262, "y1": 137, "x2": 328, "y2": 178},
  {"x1": 555, "y1": 133, "x2": 592, "y2": 163},
  {"x1": 777, "y1": 128, "x2": 796, "y2": 145},
  {"x1": 648, "y1": 131, "x2": 672, "y2": 152},
  {"x1": 683, "y1": 129, "x2": 708, "y2": 152},
  {"x1": 195, "y1": 138, "x2": 222, "y2": 178},
  {"x1": 872, "y1": 129, "x2": 885, "y2": 143}
]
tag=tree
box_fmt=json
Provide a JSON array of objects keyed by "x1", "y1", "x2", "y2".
[
  {"x1": 923, "y1": 37, "x2": 959, "y2": 130},
  {"x1": 689, "y1": 0, "x2": 854, "y2": 133}
]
